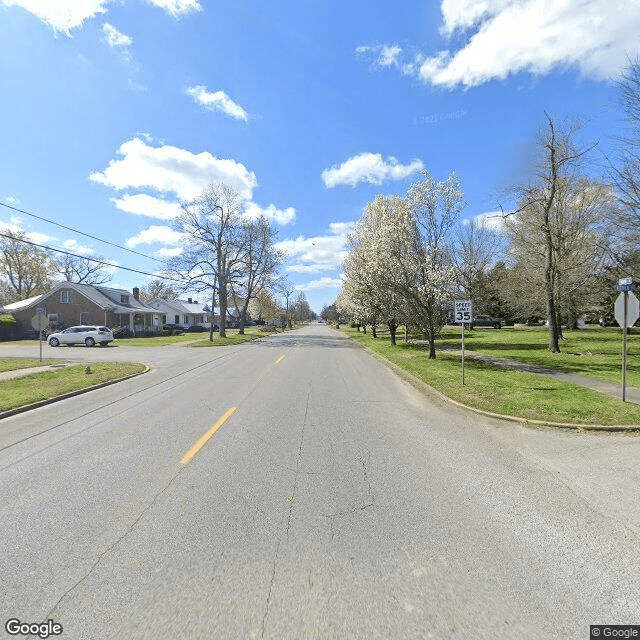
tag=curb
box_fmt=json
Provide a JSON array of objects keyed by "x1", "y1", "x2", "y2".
[
  {"x1": 342, "y1": 331, "x2": 640, "y2": 433},
  {"x1": 0, "y1": 365, "x2": 150, "y2": 420}
]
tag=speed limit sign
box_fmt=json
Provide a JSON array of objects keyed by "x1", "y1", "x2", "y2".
[{"x1": 454, "y1": 300, "x2": 473, "y2": 324}]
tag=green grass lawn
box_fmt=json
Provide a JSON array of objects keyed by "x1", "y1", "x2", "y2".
[
  {"x1": 0, "y1": 362, "x2": 147, "y2": 412},
  {"x1": 112, "y1": 333, "x2": 205, "y2": 347},
  {"x1": 344, "y1": 327, "x2": 640, "y2": 426},
  {"x1": 0, "y1": 357, "x2": 58, "y2": 372},
  {"x1": 113, "y1": 326, "x2": 271, "y2": 347},
  {"x1": 434, "y1": 326, "x2": 639, "y2": 387},
  {"x1": 189, "y1": 330, "x2": 264, "y2": 347}
]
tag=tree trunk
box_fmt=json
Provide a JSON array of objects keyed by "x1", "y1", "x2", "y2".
[
  {"x1": 388, "y1": 319, "x2": 397, "y2": 345},
  {"x1": 544, "y1": 233, "x2": 561, "y2": 352},
  {"x1": 237, "y1": 306, "x2": 247, "y2": 335},
  {"x1": 209, "y1": 284, "x2": 216, "y2": 341},
  {"x1": 218, "y1": 276, "x2": 228, "y2": 338},
  {"x1": 372, "y1": 325, "x2": 377, "y2": 338}
]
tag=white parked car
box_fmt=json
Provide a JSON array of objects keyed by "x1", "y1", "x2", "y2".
[{"x1": 47, "y1": 325, "x2": 114, "y2": 347}]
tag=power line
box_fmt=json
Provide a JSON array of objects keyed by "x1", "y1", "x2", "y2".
[
  {"x1": 0, "y1": 231, "x2": 186, "y2": 284},
  {"x1": 0, "y1": 201, "x2": 164, "y2": 263}
]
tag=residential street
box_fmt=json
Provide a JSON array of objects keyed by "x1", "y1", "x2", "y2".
[{"x1": 1, "y1": 324, "x2": 639, "y2": 639}]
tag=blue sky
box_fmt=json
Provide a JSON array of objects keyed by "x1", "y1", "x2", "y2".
[{"x1": 1, "y1": 0, "x2": 638, "y2": 312}]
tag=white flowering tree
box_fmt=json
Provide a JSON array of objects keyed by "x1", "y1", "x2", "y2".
[
  {"x1": 339, "y1": 172, "x2": 463, "y2": 356},
  {"x1": 400, "y1": 170, "x2": 464, "y2": 358},
  {"x1": 340, "y1": 195, "x2": 414, "y2": 344}
]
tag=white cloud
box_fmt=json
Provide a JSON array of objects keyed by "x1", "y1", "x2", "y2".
[
  {"x1": 370, "y1": 0, "x2": 640, "y2": 88},
  {"x1": 186, "y1": 85, "x2": 249, "y2": 122},
  {"x1": 156, "y1": 246, "x2": 183, "y2": 257},
  {"x1": 63, "y1": 239, "x2": 94, "y2": 255},
  {"x1": 322, "y1": 152, "x2": 424, "y2": 188},
  {"x1": 102, "y1": 22, "x2": 131, "y2": 47},
  {"x1": 0, "y1": 215, "x2": 24, "y2": 233},
  {"x1": 111, "y1": 193, "x2": 183, "y2": 220},
  {"x1": 2, "y1": 0, "x2": 110, "y2": 35},
  {"x1": 147, "y1": 0, "x2": 201, "y2": 16},
  {"x1": 243, "y1": 202, "x2": 296, "y2": 226},
  {"x1": 102, "y1": 258, "x2": 119, "y2": 274},
  {"x1": 4, "y1": 196, "x2": 20, "y2": 206},
  {"x1": 90, "y1": 137, "x2": 258, "y2": 201},
  {"x1": 296, "y1": 277, "x2": 344, "y2": 292},
  {"x1": 276, "y1": 221, "x2": 356, "y2": 274},
  {"x1": 378, "y1": 44, "x2": 403, "y2": 68},
  {"x1": 357, "y1": 44, "x2": 404, "y2": 69},
  {"x1": 25, "y1": 230, "x2": 51, "y2": 244},
  {"x1": 470, "y1": 210, "x2": 508, "y2": 232},
  {"x1": 126, "y1": 225, "x2": 184, "y2": 248}
]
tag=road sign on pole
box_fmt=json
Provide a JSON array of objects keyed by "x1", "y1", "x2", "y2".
[
  {"x1": 614, "y1": 290, "x2": 638, "y2": 402},
  {"x1": 615, "y1": 291, "x2": 639, "y2": 328},
  {"x1": 31, "y1": 313, "x2": 48, "y2": 363},
  {"x1": 454, "y1": 300, "x2": 473, "y2": 324},
  {"x1": 454, "y1": 301, "x2": 473, "y2": 385}
]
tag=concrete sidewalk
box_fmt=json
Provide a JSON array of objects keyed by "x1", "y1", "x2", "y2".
[
  {"x1": 0, "y1": 362, "x2": 78, "y2": 381},
  {"x1": 446, "y1": 347, "x2": 640, "y2": 404}
]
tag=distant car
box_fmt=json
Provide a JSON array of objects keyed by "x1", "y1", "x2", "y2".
[
  {"x1": 48, "y1": 325, "x2": 114, "y2": 347},
  {"x1": 161, "y1": 324, "x2": 184, "y2": 335},
  {"x1": 185, "y1": 324, "x2": 207, "y2": 332},
  {"x1": 466, "y1": 315, "x2": 506, "y2": 329}
]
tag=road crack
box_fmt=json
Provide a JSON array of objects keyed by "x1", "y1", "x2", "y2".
[
  {"x1": 44, "y1": 467, "x2": 187, "y2": 620},
  {"x1": 324, "y1": 453, "x2": 375, "y2": 540},
  {"x1": 261, "y1": 384, "x2": 311, "y2": 637},
  {"x1": 286, "y1": 387, "x2": 310, "y2": 537}
]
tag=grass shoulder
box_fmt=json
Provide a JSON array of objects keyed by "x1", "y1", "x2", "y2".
[
  {"x1": 0, "y1": 362, "x2": 147, "y2": 413},
  {"x1": 343, "y1": 327, "x2": 640, "y2": 427},
  {"x1": 436, "y1": 325, "x2": 638, "y2": 387},
  {"x1": 0, "y1": 357, "x2": 58, "y2": 372}
]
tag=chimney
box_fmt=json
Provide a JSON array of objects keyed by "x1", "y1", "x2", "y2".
[
  {"x1": 133, "y1": 287, "x2": 140, "y2": 301},
  {"x1": 188, "y1": 297, "x2": 192, "y2": 304}
]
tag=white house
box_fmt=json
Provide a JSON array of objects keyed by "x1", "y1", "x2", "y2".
[{"x1": 147, "y1": 297, "x2": 212, "y2": 327}]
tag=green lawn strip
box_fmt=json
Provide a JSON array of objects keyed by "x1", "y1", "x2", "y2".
[
  {"x1": 113, "y1": 327, "x2": 269, "y2": 347},
  {"x1": 393, "y1": 326, "x2": 639, "y2": 388},
  {"x1": 345, "y1": 328, "x2": 640, "y2": 426},
  {"x1": 190, "y1": 332, "x2": 264, "y2": 347},
  {"x1": 0, "y1": 362, "x2": 147, "y2": 412},
  {"x1": 0, "y1": 357, "x2": 58, "y2": 372},
  {"x1": 114, "y1": 333, "x2": 213, "y2": 346}
]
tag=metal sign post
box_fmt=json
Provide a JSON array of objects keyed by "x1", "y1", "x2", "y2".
[
  {"x1": 454, "y1": 300, "x2": 473, "y2": 385},
  {"x1": 31, "y1": 313, "x2": 48, "y2": 363},
  {"x1": 461, "y1": 320, "x2": 465, "y2": 385},
  {"x1": 614, "y1": 279, "x2": 639, "y2": 402}
]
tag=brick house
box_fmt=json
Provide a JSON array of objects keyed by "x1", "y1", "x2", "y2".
[{"x1": 1, "y1": 282, "x2": 160, "y2": 336}]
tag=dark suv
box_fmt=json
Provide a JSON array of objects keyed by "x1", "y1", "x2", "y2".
[
  {"x1": 161, "y1": 324, "x2": 184, "y2": 336},
  {"x1": 466, "y1": 315, "x2": 506, "y2": 329}
]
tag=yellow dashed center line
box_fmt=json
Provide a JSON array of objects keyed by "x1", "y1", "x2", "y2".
[
  {"x1": 276, "y1": 356, "x2": 285, "y2": 364},
  {"x1": 181, "y1": 407, "x2": 236, "y2": 465}
]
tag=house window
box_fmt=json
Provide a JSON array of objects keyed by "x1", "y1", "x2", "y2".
[
  {"x1": 174, "y1": 315, "x2": 179, "y2": 324},
  {"x1": 80, "y1": 312, "x2": 90, "y2": 324},
  {"x1": 60, "y1": 291, "x2": 72, "y2": 304},
  {"x1": 121, "y1": 294, "x2": 129, "y2": 304},
  {"x1": 48, "y1": 314, "x2": 58, "y2": 324}
]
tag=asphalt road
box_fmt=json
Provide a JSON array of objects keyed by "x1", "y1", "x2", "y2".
[{"x1": 1, "y1": 324, "x2": 639, "y2": 639}]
